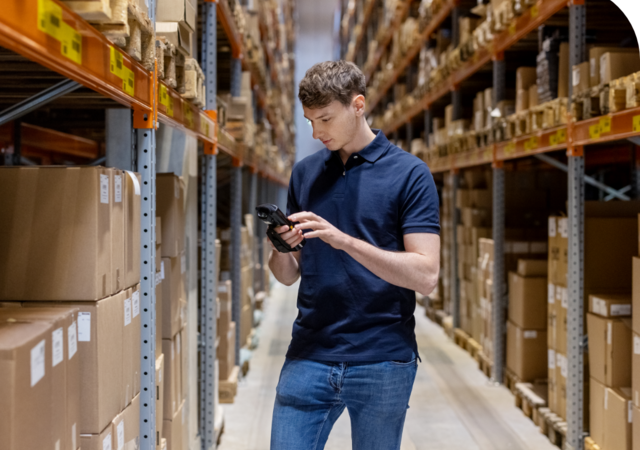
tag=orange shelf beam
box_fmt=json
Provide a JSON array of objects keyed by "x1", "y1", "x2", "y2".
[
  {"x1": 0, "y1": 122, "x2": 99, "y2": 159},
  {"x1": 217, "y1": 0, "x2": 243, "y2": 59}
]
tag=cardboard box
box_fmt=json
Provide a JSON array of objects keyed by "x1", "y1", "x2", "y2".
[
  {"x1": 241, "y1": 303, "x2": 252, "y2": 348},
  {"x1": 29, "y1": 291, "x2": 126, "y2": 434},
  {"x1": 0, "y1": 320, "x2": 54, "y2": 450},
  {"x1": 600, "y1": 52, "x2": 640, "y2": 85},
  {"x1": 589, "y1": 293, "x2": 631, "y2": 318},
  {"x1": 123, "y1": 284, "x2": 141, "y2": 406},
  {"x1": 111, "y1": 169, "x2": 125, "y2": 293},
  {"x1": 157, "y1": 0, "x2": 196, "y2": 30},
  {"x1": 548, "y1": 286, "x2": 557, "y2": 349},
  {"x1": 156, "y1": 277, "x2": 163, "y2": 359},
  {"x1": 0, "y1": 167, "x2": 113, "y2": 301},
  {"x1": 157, "y1": 21, "x2": 193, "y2": 56},
  {"x1": 634, "y1": 257, "x2": 640, "y2": 335},
  {"x1": 175, "y1": 332, "x2": 182, "y2": 403},
  {"x1": 218, "y1": 321, "x2": 236, "y2": 380},
  {"x1": 111, "y1": 394, "x2": 140, "y2": 450},
  {"x1": 0, "y1": 307, "x2": 80, "y2": 450},
  {"x1": 517, "y1": 259, "x2": 547, "y2": 277},
  {"x1": 633, "y1": 333, "x2": 640, "y2": 409},
  {"x1": 604, "y1": 387, "x2": 632, "y2": 450},
  {"x1": 508, "y1": 272, "x2": 547, "y2": 329},
  {"x1": 506, "y1": 321, "x2": 547, "y2": 381},
  {"x1": 157, "y1": 173, "x2": 185, "y2": 258},
  {"x1": 590, "y1": 377, "x2": 606, "y2": 447},
  {"x1": 124, "y1": 171, "x2": 141, "y2": 288},
  {"x1": 555, "y1": 286, "x2": 567, "y2": 354},
  {"x1": 548, "y1": 349, "x2": 557, "y2": 413},
  {"x1": 517, "y1": 67, "x2": 537, "y2": 92},
  {"x1": 163, "y1": 400, "x2": 184, "y2": 450},
  {"x1": 156, "y1": 354, "x2": 165, "y2": 450},
  {"x1": 559, "y1": 42, "x2": 569, "y2": 98},
  {"x1": 572, "y1": 62, "x2": 590, "y2": 96},
  {"x1": 181, "y1": 328, "x2": 188, "y2": 403},
  {"x1": 461, "y1": 207, "x2": 491, "y2": 228},
  {"x1": 516, "y1": 89, "x2": 529, "y2": 113},
  {"x1": 589, "y1": 47, "x2": 639, "y2": 86},
  {"x1": 556, "y1": 352, "x2": 567, "y2": 419},
  {"x1": 162, "y1": 337, "x2": 180, "y2": 420},
  {"x1": 161, "y1": 257, "x2": 185, "y2": 339},
  {"x1": 529, "y1": 84, "x2": 539, "y2": 108},
  {"x1": 79, "y1": 423, "x2": 113, "y2": 450},
  {"x1": 587, "y1": 313, "x2": 632, "y2": 388},
  {"x1": 634, "y1": 405, "x2": 640, "y2": 450}
]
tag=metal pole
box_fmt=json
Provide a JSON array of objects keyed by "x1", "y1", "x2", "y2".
[
  {"x1": 0, "y1": 79, "x2": 80, "y2": 126},
  {"x1": 493, "y1": 59, "x2": 506, "y2": 108},
  {"x1": 230, "y1": 58, "x2": 242, "y2": 97},
  {"x1": 231, "y1": 165, "x2": 242, "y2": 365},
  {"x1": 249, "y1": 170, "x2": 258, "y2": 318},
  {"x1": 137, "y1": 125, "x2": 156, "y2": 450},
  {"x1": 569, "y1": 4, "x2": 587, "y2": 100},
  {"x1": 491, "y1": 166, "x2": 505, "y2": 384},
  {"x1": 450, "y1": 172, "x2": 460, "y2": 328}
]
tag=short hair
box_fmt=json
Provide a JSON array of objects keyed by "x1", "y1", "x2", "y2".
[{"x1": 298, "y1": 60, "x2": 366, "y2": 109}]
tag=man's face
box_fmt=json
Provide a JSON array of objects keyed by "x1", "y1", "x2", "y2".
[{"x1": 303, "y1": 99, "x2": 359, "y2": 151}]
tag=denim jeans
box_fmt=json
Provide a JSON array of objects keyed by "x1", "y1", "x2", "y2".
[{"x1": 270, "y1": 356, "x2": 418, "y2": 450}]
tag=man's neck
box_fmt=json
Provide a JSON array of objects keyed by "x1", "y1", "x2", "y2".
[{"x1": 338, "y1": 123, "x2": 377, "y2": 165}]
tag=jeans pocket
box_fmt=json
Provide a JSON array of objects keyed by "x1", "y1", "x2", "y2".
[{"x1": 389, "y1": 358, "x2": 417, "y2": 367}]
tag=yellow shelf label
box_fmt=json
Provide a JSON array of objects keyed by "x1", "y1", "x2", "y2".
[
  {"x1": 633, "y1": 115, "x2": 640, "y2": 133},
  {"x1": 599, "y1": 116, "x2": 612, "y2": 134},
  {"x1": 38, "y1": 0, "x2": 82, "y2": 65},
  {"x1": 589, "y1": 124, "x2": 601, "y2": 139},
  {"x1": 504, "y1": 142, "x2": 516, "y2": 155},
  {"x1": 484, "y1": 148, "x2": 492, "y2": 161},
  {"x1": 122, "y1": 66, "x2": 135, "y2": 96},
  {"x1": 530, "y1": 5, "x2": 539, "y2": 18},
  {"x1": 110, "y1": 47, "x2": 124, "y2": 78},
  {"x1": 509, "y1": 23, "x2": 516, "y2": 36},
  {"x1": 550, "y1": 134, "x2": 558, "y2": 146},
  {"x1": 203, "y1": 119, "x2": 210, "y2": 138},
  {"x1": 184, "y1": 107, "x2": 194, "y2": 128},
  {"x1": 167, "y1": 96, "x2": 174, "y2": 117},
  {"x1": 159, "y1": 85, "x2": 169, "y2": 107},
  {"x1": 557, "y1": 128, "x2": 567, "y2": 144}
]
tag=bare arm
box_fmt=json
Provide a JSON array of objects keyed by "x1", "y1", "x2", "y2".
[{"x1": 267, "y1": 225, "x2": 304, "y2": 286}]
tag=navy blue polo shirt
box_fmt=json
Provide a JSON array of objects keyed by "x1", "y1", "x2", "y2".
[{"x1": 285, "y1": 130, "x2": 440, "y2": 362}]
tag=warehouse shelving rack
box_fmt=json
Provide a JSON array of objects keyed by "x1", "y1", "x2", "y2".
[
  {"x1": 0, "y1": 0, "x2": 291, "y2": 449},
  {"x1": 341, "y1": 1, "x2": 639, "y2": 449}
]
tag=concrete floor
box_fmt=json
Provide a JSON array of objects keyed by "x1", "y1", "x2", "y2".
[{"x1": 217, "y1": 280, "x2": 556, "y2": 450}]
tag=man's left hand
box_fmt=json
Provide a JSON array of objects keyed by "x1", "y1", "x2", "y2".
[{"x1": 289, "y1": 212, "x2": 351, "y2": 251}]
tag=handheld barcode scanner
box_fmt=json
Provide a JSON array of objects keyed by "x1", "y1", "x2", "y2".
[{"x1": 256, "y1": 203, "x2": 306, "y2": 253}]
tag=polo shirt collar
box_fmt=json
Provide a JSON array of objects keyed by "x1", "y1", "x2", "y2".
[{"x1": 324, "y1": 129, "x2": 390, "y2": 165}]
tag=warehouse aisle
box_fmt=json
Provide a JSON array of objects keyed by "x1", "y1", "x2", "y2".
[{"x1": 218, "y1": 281, "x2": 556, "y2": 450}]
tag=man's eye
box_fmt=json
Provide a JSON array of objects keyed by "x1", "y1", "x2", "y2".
[{"x1": 322, "y1": 118, "x2": 330, "y2": 123}]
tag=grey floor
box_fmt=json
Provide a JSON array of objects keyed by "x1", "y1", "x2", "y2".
[{"x1": 217, "y1": 280, "x2": 556, "y2": 450}]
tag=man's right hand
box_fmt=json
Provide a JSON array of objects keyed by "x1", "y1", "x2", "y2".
[{"x1": 269, "y1": 225, "x2": 304, "y2": 252}]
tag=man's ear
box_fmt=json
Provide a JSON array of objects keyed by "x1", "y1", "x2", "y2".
[{"x1": 352, "y1": 94, "x2": 366, "y2": 116}]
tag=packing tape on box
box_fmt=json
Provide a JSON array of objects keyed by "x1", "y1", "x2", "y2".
[{"x1": 125, "y1": 171, "x2": 141, "y2": 196}]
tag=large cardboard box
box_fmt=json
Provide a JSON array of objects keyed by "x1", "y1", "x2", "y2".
[
  {"x1": 218, "y1": 321, "x2": 236, "y2": 380},
  {"x1": 79, "y1": 423, "x2": 113, "y2": 450},
  {"x1": 634, "y1": 405, "x2": 640, "y2": 450},
  {"x1": 157, "y1": 173, "x2": 185, "y2": 258},
  {"x1": 604, "y1": 387, "x2": 633, "y2": 450},
  {"x1": 572, "y1": 62, "x2": 590, "y2": 96},
  {"x1": 548, "y1": 349, "x2": 557, "y2": 413},
  {"x1": 517, "y1": 67, "x2": 537, "y2": 92},
  {"x1": 518, "y1": 259, "x2": 548, "y2": 277},
  {"x1": 123, "y1": 284, "x2": 141, "y2": 406},
  {"x1": 508, "y1": 272, "x2": 547, "y2": 329},
  {"x1": 587, "y1": 313, "x2": 632, "y2": 388},
  {"x1": 162, "y1": 338, "x2": 177, "y2": 420},
  {"x1": 111, "y1": 394, "x2": 140, "y2": 450},
  {"x1": 590, "y1": 377, "x2": 606, "y2": 447},
  {"x1": 157, "y1": 0, "x2": 196, "y2": 30},
  {"x1": 29, "y1": 292, "x2": 126, "y2": 434},
  {"x1": 0, "y1": 167, "x2": 113, "y2": 300},
  {"x1": 633, "y1": 333, "x2": 640, "y2": 409},
  {"x1": 600, "y1": 52, "x2": 640, "y2": 85},
  {"x1": 161, "y1": 256, "x2": 185, "y2": 339},
  {"x1": 111, "y1": 169, "x2": 125, "y2": 293},
  {"x1": 218, "y1": 281, "x2": 232, "y2": 336},
  {"x1": 163, "y1": 400, "x2": 184, "y2": 450},
  {"x1": 0, "y1": 307, "x2": 80, "y2": 450},
  {"x1": 0, "y1": 320, "x2": 54, "y2": 450},
  {"x1": 589, "y1": 47, "x2": 639, "y2": 87},
  {"x1": 156, "y1": 277, "x2": 163, "y2": 359},
  {"x1": 156, "y1": 354, "x2": 165, "y2": 450},
  {"x1": 556, "y1": 352, "x2": 567, "y2": 419},
  {"x1": 157, "y1": 21, "x2": 193, "y2": 56},
  {"x1": 124, "y1": 171, "x2": 141, "y2": 288},
  {"x1": 506, "y1": 321, "x2": 547, "y2": 381}
]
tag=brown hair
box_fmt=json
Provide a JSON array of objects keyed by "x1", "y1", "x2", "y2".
[{"x1": 298, "y1": 60, "x2": 366, "y2": 109}]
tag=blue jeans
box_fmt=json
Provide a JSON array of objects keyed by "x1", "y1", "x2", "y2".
[{"x1": 270, "y1": 356, "x2": 418, "y2": 450}]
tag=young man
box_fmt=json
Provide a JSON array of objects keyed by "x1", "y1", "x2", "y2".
[{"x1": 268, "y1": 60, "x2": 440, "y2": 450}]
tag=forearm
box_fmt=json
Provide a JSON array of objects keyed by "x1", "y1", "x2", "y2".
[
  {"x1": 268, "y1": 249, "x2": 300, "y2": 286},
  {"x1": 342, "y1": 237, "x2": 438, "y2": 296}
]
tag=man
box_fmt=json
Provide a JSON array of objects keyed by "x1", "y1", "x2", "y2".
[{"x1": 268, "y1": 60, "x2": 440, "y2": 450}]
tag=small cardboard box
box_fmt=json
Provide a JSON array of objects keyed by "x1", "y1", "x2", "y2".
[
  {"x1": 516, "y1": 67, "x2": 537, "y2": 92},
  {"x1": 163, "y1": 400, "x2": 184, "y2": 450},
  {"x1": 157, "y1": 0, "x2": 196, "y2": 30},
  {"x1": 218, "y1": 321, "x2": 236, "y2": 380},
  {"x1": 161, "y1": 257, "x2": 186, "y2": 339},
  {"x1": 123, "y1": 284, "x2": 142, "y2": 407},
  {"x1": 572, "y1": 62, "x2": 590, "y2": 96},
  {"x1": 516, "y1": 89, "x2": 529, "y2": 113},
  {"x1": 508, "y1": 272, "x2": 547, "y2": 329},
  {"x1": 506, "y1": 321, "x2": 547, "y2": 381},
  {"x1": 589, "y1": 293, "x2": 631, "y2": 318},
  {"x1": 111, "y1": 394, "x2": 140, "y2": 450},
  {"x1": 0, "y1": 320, "x2": 53, "y2": 450},
  {"x1": 587, "y1": 313, "x2": 632, "y2": 388},
  {"x1": 600, "y1": 51, "x2": 640, "y2": 85},
  {"x1": 157, "y1": 173, "x2": 185, "y2": 258},
  {"x1": 604, "y1": 387, "x2": 633, "y2": 450},
  {"x1": 633, "y1": 404, "x2": 640, "y2": 450},
  {"x1": 589, "y1": 47, "x2": 639, "y2": 86},
  {"x1": 528, "y1": 84, "x2": 539, "y2": 108}
]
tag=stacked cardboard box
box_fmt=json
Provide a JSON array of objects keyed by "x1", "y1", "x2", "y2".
[
  {"x1": 631, "y1": 215, "x2": 640, "y2": 450},
  {"x1": 0, "y1": 166, "x2": 143, "y2": 449},
  {"x1": 156, "y1": 0, "x2": 197, "y2": 56},
  {"x1": 439, "y1": 174, "x2": 455, "y2": 312}
]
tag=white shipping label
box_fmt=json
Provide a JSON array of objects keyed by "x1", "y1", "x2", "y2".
[
  {"x1": 181, "y1": 252, "x2": 186, "y2": 274},
  {"x1": 629, "y1": 401, "x2": 633, "y2": 423},
  {"x1": 611, "y1": 304, "x2": 631, "y2": 317},
  {"x1": 31, "y1": 339, "x2": 46, "y2": 387},
  {"x1": 155, "y1": 272, "x2": 161, "y2": 286},
  {"x1": 607, "y1": 322, "x2": 612, "y2": 345},
  {"x1": 548, "y1": 349, "x2": 556, "y2": 369},
  {"x1": 124, "y1": 298, "x2": 132, "y2": 326},
  {"x1": 125, "y1": 171, "x2": 141, "y2": 196},
  {"x1": 132, "y1": 291, "x2": 140, "y2": 318},
  {"x1": 103, "y1": 433, "x2": 112, "y2": 450},
  {"x1": 572, "y1": 67, "x2": 580, "y2": 87},
  {"x1": 548, "y1": 217, "x2": 557, "y2": 237},
  {"x1": 176, "y1": 333, "x2": 181, "y2": 355},
  {"x1": 56, "y1": 440, "x2": 60, "y2": 450},
  {"x1": 605, "y1": 388, "x2": 609, "y2": 410},
  {"x1": 117, "y1": 421, "x2": 125, "y2": 450},
  {"x1": 52, "y1": 328, "x2": 64, "y2": 367},
  {"x1": 559, "y1": 218, "x2": 568, "y2": 238},
  {"x1": 68, "y1": 321, "x2": 77, "y2": 359},
  {"x1": 560, "y1": 355, "x2": 568, "y2": 378},
  {"x1": 548, "y1": 284, "x2": 555, "y2": 304},
  {"x1": 524, "y1": 330, "x2": 538, "y2": 339},
  {"x1": 78, "y1": 312, "x2": 91, "y2": 342},
  {"x1": 72, "y1": 423, "x2": 77, "y2": 450},
  {"x1": 115, "y1": 175, "x2": 122, "y2": 203},
  {"x1": 100, "y1": 174, "x2": 109, "y2": 204},
  {"x1": 561, "y1": 288, "x2": 568, "y2": 309},
  {"x1": 160, "y1": 261, "x2": 165, "y2": 280},
  {"x1": 218, "y1": 284, "x2": 228, "y2": 293},
  {"x1": 634, "y1": 336, "x2": 640, "y2": 355},
  {"x1": 592, "y1": 297, "x2": 599, "y2": 314},
  {"x1": 591, "y1": 58, "x2": 596, "y2": 78}
]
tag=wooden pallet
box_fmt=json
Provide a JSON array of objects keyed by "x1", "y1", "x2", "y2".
[
  {"x1": 466, "y1": 338, "x2": 482, "y2": 361},
  {"x1": 442, "y1": 315, "x2": 454, "y2": 338},
  {"x1": 514, "y1": 381, "x2": 547, "y2": 419},
  {"x1": 584, "y1": 436, "x2": 601, "y2": 450},
  {"x1": 539, "y1": 408, "x2": 566, "y2": 448},
  {"x1": 219, "y1": 365, "x2": 240, "y2": 404},
  {"x1": 477, "y1": 351, "x2": 492, "y2": 378},
  {"x1": 453, "y1": 328, "x2": 470, "y2": 349},
  {"x1": 532, "y1": 406, "x2": 548, "y2": 431},
  {"x1": 530, "y1": 98, "x2": 569, "y2": 131},
  {"x1": 503, "y1": 368, "x2": 520, "y2": 395}
]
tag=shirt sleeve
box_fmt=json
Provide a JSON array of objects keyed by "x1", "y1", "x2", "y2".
[{"x1": 400, "y1": 163, "x2": 440, "y2": 235}]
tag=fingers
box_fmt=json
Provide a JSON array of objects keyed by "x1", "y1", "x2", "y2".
[{"x1": 289, "y1": 212, "x2": 317, "y2": 223}]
